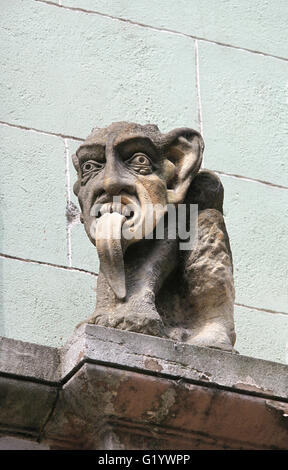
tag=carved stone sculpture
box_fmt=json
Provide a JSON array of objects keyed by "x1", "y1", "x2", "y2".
[{"x1": 73, "y1": 122, "x2": 236, "y2": 351}]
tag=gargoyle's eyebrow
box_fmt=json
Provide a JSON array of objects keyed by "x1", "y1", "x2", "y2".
[
  {"x1": 76, "y1": 144, "x2": 105, "y2": 163},
  {"x1": 114, "y1": 136, "x2": 158, "y2": 157}
]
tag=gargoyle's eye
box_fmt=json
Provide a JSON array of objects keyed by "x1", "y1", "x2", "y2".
[
  {"x1": 129, "y1": 153, "x2": 151, "y2": 166},
  {"x1": 81, "y1": 160, "x2": 103, "y2": 175},
  {"x1": 127, "y1": 153, "x2": 153, "y2": 175}
]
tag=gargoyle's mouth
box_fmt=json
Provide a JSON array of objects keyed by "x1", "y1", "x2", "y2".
[
  {"x1": 95, "y1": 202, "x2": 135, "y2": 220},
  {"x1": 91, "y1": 194, "x2": 140, "y2": 229}
]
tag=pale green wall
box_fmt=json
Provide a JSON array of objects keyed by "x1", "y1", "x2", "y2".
[{"x1": 0, "y1": 0, "x2": 287, "y2": 364}]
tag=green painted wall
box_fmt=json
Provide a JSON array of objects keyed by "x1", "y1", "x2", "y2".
[{"x1": 0, "y1": 0, "x2": 287, "y2": 364}]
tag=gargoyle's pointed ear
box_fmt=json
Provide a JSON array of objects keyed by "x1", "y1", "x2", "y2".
[{"x1": 163, "y1": 128, "x2": 204, "y2": 204}]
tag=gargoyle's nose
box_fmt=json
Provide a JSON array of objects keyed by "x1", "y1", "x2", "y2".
[{"x1": 103, "y1": 157, "x2": 135, "y2": 196}]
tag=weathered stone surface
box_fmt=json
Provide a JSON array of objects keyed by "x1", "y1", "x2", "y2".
[
  {"x1": 1, "y1": 325, "x2": 288, "y2": 449},
  {"x1": 0, "y1": 376, "x2": 57, "y2": 440},
  {"x1": 0, "y1": 436, "x2": 49, "y2": 450},
  {"x1": 61, "y1": 325, "x2": 288, "y2": 400},
  {"x1": 2, "y1": 324, "x2": 287, "y2": 400},
  {"x1": 0, "y1": 336, "x2": 60, "y2": 383},
  {"x1": 73, "y1": 122, "x2": 235, "y2": 351},
  {"x1": 44, "y1": 362, "x2": 288, "y2": 450}
]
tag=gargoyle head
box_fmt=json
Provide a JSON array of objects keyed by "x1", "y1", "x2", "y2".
[{"x1": 73, "y1": 122, "x2": 204, "y2": 299}]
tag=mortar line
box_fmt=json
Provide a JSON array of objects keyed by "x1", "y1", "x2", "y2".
[
  {"x1": 0, "y1": 120, "x2": 84, "y2": 142},
  {"x1": 65, "y1": 359, "x2": 288, "y2": 404},
  {"x1": 235, "y1": 302, "x2": 288, "y2": 316},
  {"x1": 213, "y1": 170, "x2": 288, "y2": 191},
  {"x1": 1, "y1": 252, "x2": 287, "y2": 315},
  {"x1": 1, "y1": 120, "x2": 287, "y2": 191},
  {"x1": 64, "y1": 139, "x2": 72, "y2": 267},
  {"x1": 64, "y1": 139, "x2": 71, "y2": 204},
  {"x1": 1, "y1": 358, "x2": 288, "y2": 406},
  {"x1": 0, "y1": 253, "x2": 98, "y2": 277},
  {"x1": 34, "y1": 0, "x2": 288, "y2": 62},
  {"x1": 194, "y1": 40, "x2": 203, "y2": 137}
]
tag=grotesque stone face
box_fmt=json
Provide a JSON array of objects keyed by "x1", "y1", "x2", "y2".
[
  {"x1": 73, "y1": 121, "x2": 204, "y2": 299},
  {"x1": 74, "y1": 123, "x2": 167, "y2": 243},
  {"x1": 73, "y1": 122, "x2": 235, "y2": 352}
]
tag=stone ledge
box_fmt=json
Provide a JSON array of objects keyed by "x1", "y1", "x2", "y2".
[
  {"x1": 0, "y1": 325, "x2": 288, "y2": 449},
  {"x1": 61, "y1": 324, "x2": 288, "y2": 400},
  {"x1": 0, "y1": 336, "x2": 60, "y2": 383},
  {"x1": 1, "y1": 325, "x2": 287, "y2": 399}
]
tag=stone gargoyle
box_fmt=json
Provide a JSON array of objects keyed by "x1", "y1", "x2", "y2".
[{"x1": 72, "y1": 122, "x2": 236, "y2": 351}]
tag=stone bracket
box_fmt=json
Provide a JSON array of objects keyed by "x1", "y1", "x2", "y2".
[{"x1": 0, "y1": 325, "x2": 288, "y2": 449}]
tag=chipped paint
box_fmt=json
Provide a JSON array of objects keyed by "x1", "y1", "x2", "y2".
[
  {"x1": 234, "y1": 375, "x2": 274, "y2": 394},
  {"x1": 144, "y1": 358, "x2": 163, "y2": 372}
]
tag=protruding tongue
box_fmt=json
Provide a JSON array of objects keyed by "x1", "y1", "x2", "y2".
[{"x1": 95, "y1": 212, "x2": 127, "y2": 300}]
